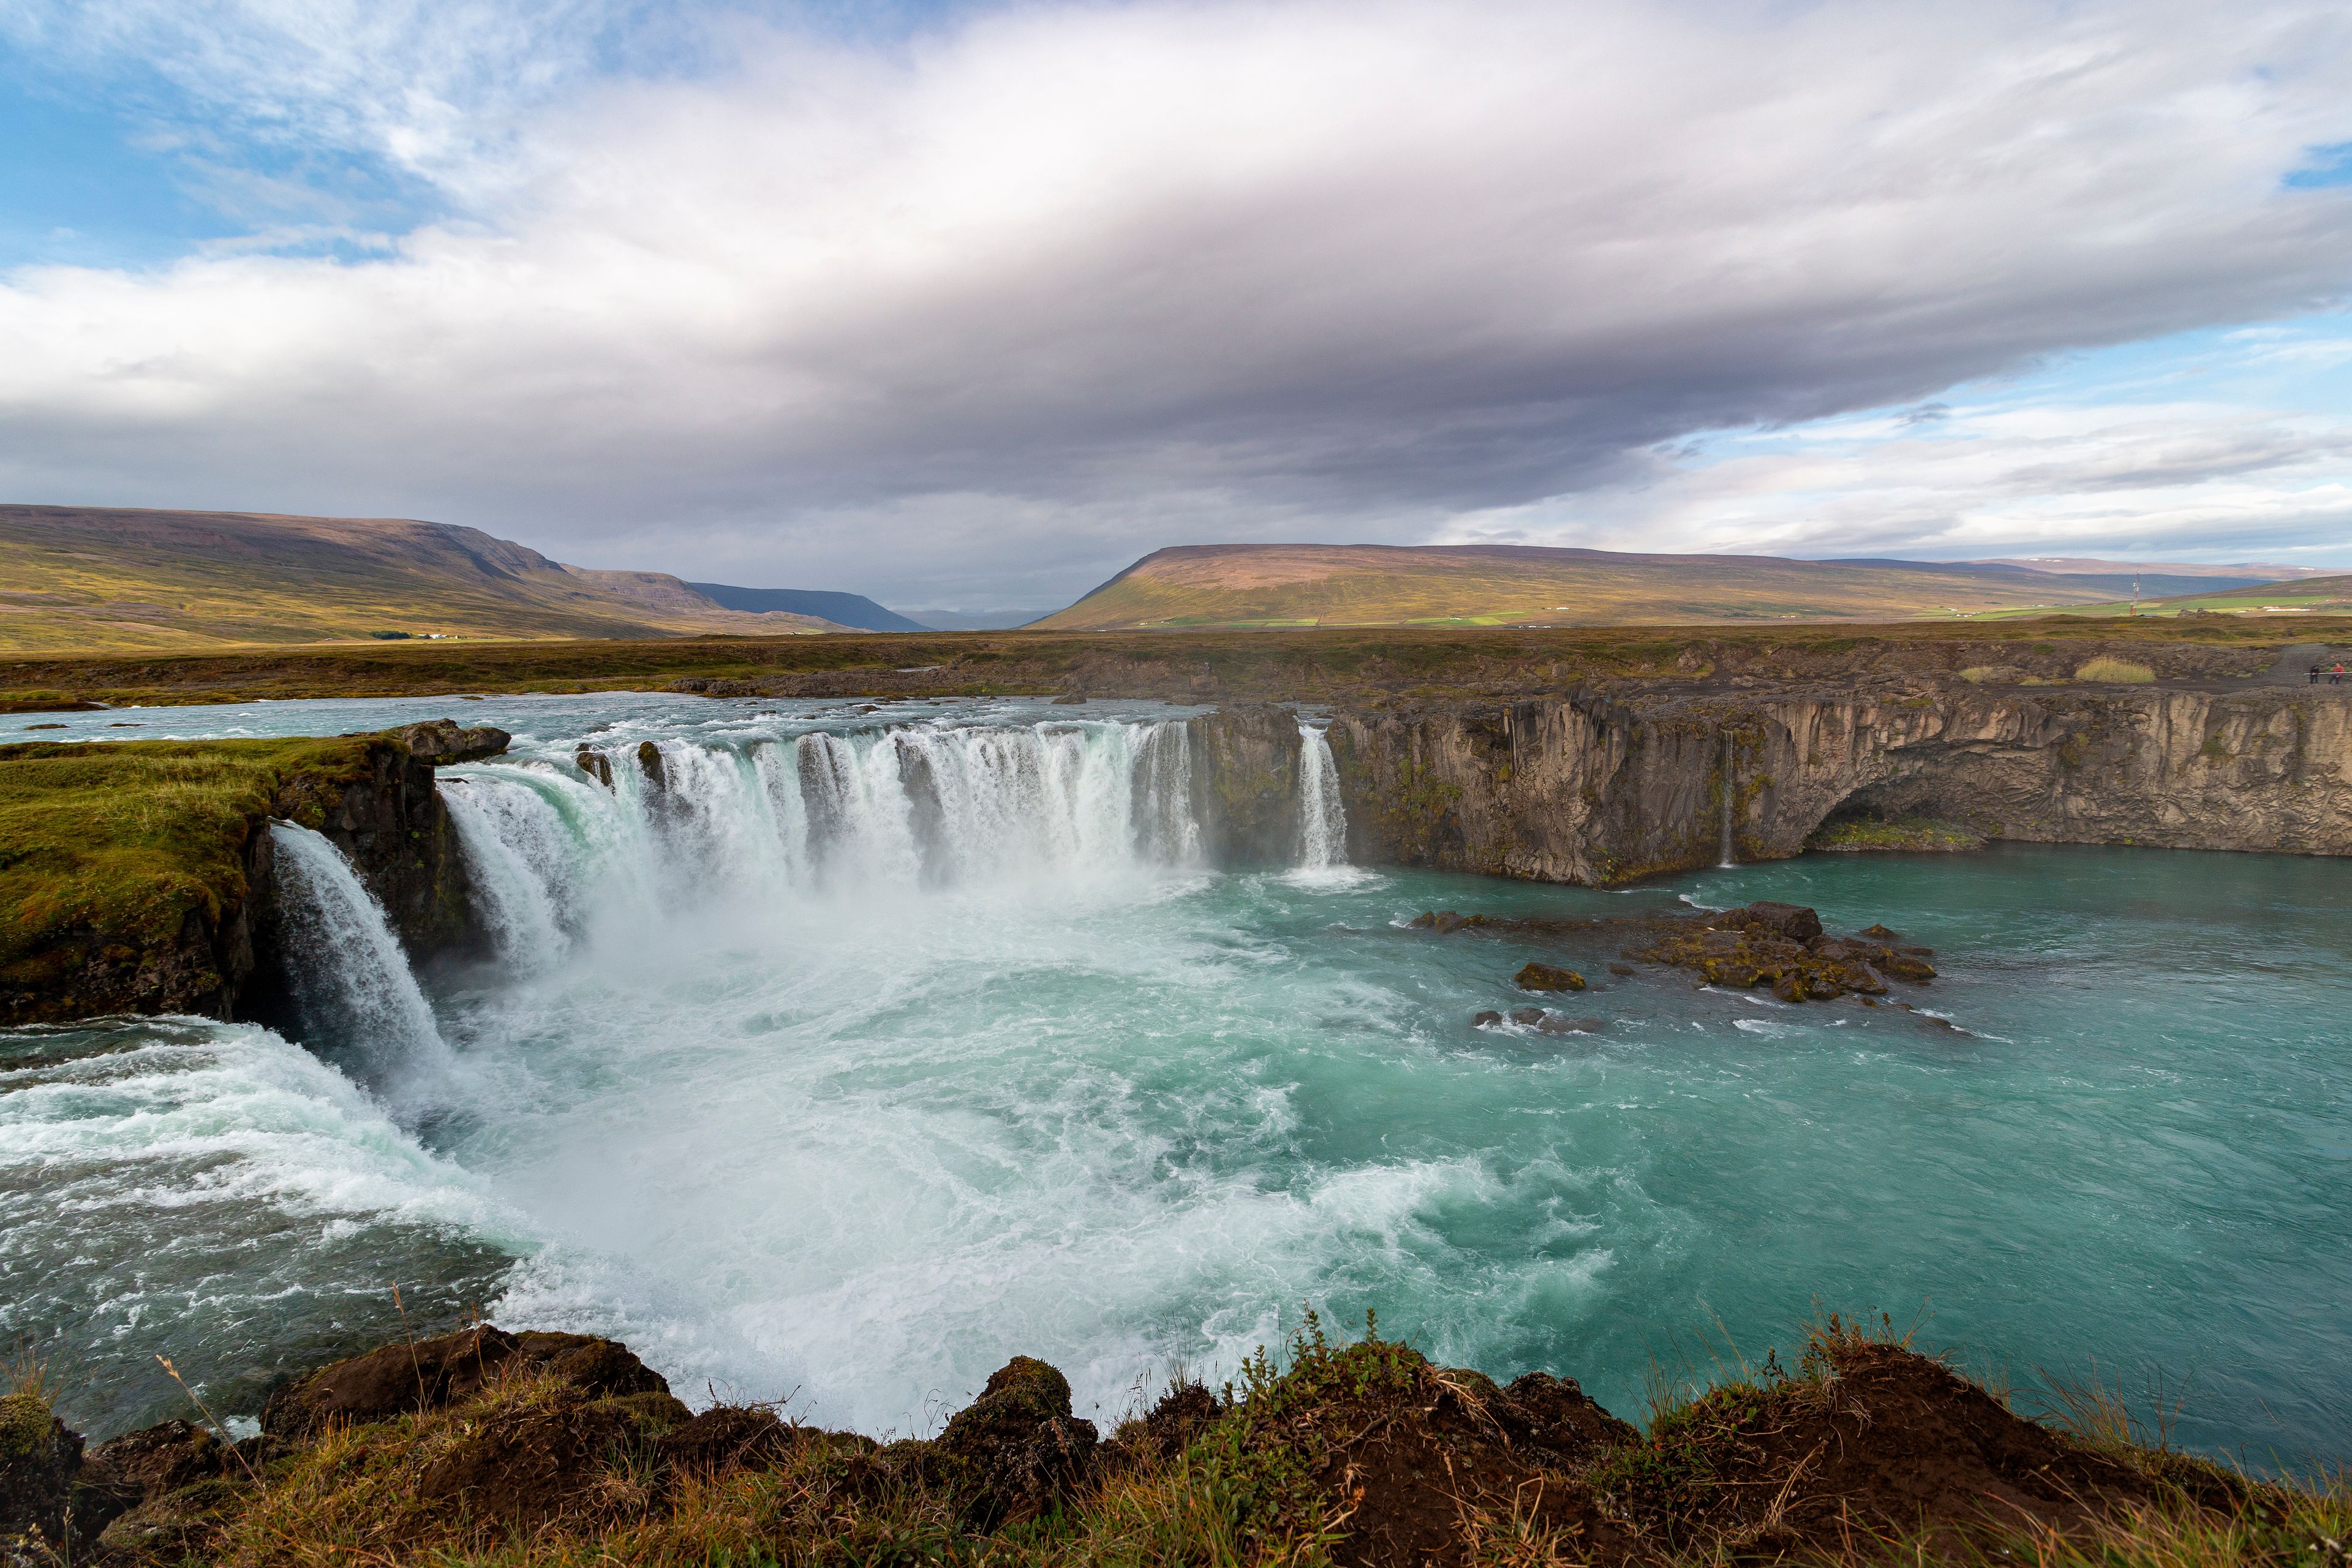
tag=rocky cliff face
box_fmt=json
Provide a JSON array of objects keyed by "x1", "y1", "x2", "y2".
[
  {"x1": 0, "y1": 722, "x2": 500, "y2": 1027},
  {"x1": 1326, "y1": 684, "x2": 2352, "y2": 884},
  {"x1": 267, "y1": 722, "x2": 496, "y2": 962},
  {"x1": 1187, "y1": 704, "x2": 1305, "y2": 864}
]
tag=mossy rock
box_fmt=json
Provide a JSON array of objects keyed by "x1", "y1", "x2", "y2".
[{"x1": 1514, "y1": 962, "x2": 1586, "y2": 992}]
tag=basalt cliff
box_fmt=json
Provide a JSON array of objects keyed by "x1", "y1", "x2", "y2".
[
  {"x1": 1319, "y1": 679, "x2": 2352, "y2": 883},
  {"x1": 0, "y1": 720, "x2": 501, "y2": 1026}
]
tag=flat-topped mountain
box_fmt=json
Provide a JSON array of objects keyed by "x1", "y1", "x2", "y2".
[
  {"x1": 0, "y1": 506, "x2": 850, "y2": 652},
  {"x1": 1033, "y1": 542, "x2": 2301, "y2": 630}
]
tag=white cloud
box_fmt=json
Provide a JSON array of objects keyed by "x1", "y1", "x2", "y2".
[
  {"x1": 1, "y1": 0, "x2": 2350, "y2": 601},
  {"x1": 1447, "y1": 397, "x2": 2352, "y2": 565}
]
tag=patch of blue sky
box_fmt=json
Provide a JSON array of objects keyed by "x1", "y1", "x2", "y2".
[
  {"x1": 1676, "y1": 311, "x2": 2352, "y2": 464},
  {"x1": 0, "y1": 0, "x2": 1016, "y2": 271},
  {"x1": 2285, "y1": 141, "x2": 2352, "y2": 189},
  {"x1": 0, "y1": 57, "x2": 445, "y2": 269}
]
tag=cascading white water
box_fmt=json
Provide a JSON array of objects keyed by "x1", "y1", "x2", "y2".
[
  {"x1": 267, "y1": 823, "x2": 452, "y2": 1090},
  {"x1": 1296, "y1": 723, "x2": 1349, "y2": 871},
  {"x1": 1718, "y1": 732, "x2": 1737, "y2": 869},
  {"x1": 442, "y1": 781, "x2": 565, "y2": 972}
]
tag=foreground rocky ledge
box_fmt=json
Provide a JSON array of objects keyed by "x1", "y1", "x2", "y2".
[{"x1": 2, "y1": 1315, "x2": 2335, "y2": 1568}]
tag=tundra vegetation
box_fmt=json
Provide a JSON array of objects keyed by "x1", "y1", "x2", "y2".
[
  {"x1": 5, "y1": 616, "x2": 2348, "y2": 712},
  {"x1": 2, "y1": 1312, "x2": 2342, "y2": 1568}
]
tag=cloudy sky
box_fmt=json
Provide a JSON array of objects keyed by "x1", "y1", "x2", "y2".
[{"x1": 2, "y1": 0, "x2": 2348, "y2": 611}]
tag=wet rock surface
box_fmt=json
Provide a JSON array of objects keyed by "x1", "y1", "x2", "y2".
[
  {"x1": 1513, "y1": 960, "x2": 1586, "y2": 992},
  {"x1": 1420, "y1": 901, "x2": 1935, "y2": 1006}
]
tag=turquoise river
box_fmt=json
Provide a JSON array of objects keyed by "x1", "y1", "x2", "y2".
[{"x1": 2, "y1": 693, "x2": 2345, "y2": 1471}]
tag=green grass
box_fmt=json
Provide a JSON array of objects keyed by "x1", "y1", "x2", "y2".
[
  {"x1": 0, "y1": 736, "x2": 379, "y2": 992},
  {"x1": 89, "y1": 1308, "x2": 2348, "y2": 1568},
  {"x1": 1033, "y1": 545, "x2": 2177, "y2": 631}
]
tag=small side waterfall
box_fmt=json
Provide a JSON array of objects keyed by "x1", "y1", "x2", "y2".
[
  {"x1": 442, "y1": 781, "x2": 565, "y2": 972},
  {"x1": 268, "y1": 822, "x2": 450, "y2": 1088},
  {"x1": 1297, "y1": 724, "x2": 1349, "y2": 871},
  {"x1": 1717, "y1": 732, "x2": 1737, "y2": 869}
]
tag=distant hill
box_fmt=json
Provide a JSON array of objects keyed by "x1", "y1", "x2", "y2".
[
  {"x1": 1970, "y1": 556, "x2": 2335, "y2": 581},
  {"x1": 686, "y1": 584, "x2": 929, "y2": 632},
  {"x1": 0, "y1": 507, "x2": 844, "y2": 653},
  {"x1": 1031, "y1": 543, "x2": 2192, "y2": 631}
]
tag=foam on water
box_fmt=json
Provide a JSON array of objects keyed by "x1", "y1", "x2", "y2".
[
  {"x1": 0, "y1": 1019, "x2": 517, "y2": 1434},
  {"x1": 4, "y1": 695, "x2": 2348, "y2": 1470},
  {"x1": 268, "y1": 823, "x2": 454, "y2": 1096}
]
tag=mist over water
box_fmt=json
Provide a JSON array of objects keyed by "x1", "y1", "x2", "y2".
[{"x1": 3, "y1": 694, "x2": 2347, "y2": 1469}]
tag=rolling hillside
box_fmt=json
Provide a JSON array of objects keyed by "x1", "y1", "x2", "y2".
[
  {"x1": 1030, "y1": 543, "x2": 2316, "y2": 630},
  {"x1": 0, "y1": 507, "x2": 844, "y2": 653}
]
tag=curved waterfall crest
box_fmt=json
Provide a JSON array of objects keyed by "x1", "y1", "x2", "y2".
[{"x1": 435, "y1": 717, "x2": 1243, "y2": 971}]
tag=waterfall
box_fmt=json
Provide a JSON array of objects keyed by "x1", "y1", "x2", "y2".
[
  {"x1": 442, "y1": 781, "x2": 565, "y2": 972},
  {"x1": 1718, "y1": 732, "x2": 1737, "y2": 869},
  {"x1": 443, "y1": 718, "x2": 1219, "y2": 935},
  {"x1": 1132, "y1": 722, "x2": 1201, "y2": 865},
  {"x1": 1296, "y1": 724, "x2": 1349, "y2": 871},
  {"x1": 267, "y1": 822, "x2": 451, "y2": 1089}
]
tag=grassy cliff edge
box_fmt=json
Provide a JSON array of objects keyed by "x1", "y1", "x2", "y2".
[{"x1": 3, "y1": 1311, "x2": 2340, "y2": 1568}]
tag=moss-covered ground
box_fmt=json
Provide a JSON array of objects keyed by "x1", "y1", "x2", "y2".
[{"x1": 0, "y1": 736, "x2": 378, "y2": 993}]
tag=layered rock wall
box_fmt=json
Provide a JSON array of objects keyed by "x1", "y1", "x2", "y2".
[
  {"x1": 1327, "y1": 686, "x2": 2352, "y2": 884},
  {"x1": 1187, "y1": 704, "x2": 1305, "y2": 864}
]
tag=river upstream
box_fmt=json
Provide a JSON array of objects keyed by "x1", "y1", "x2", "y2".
[{"x1": 2, "y1": 693, "x2": 2346, "y2": 1470}]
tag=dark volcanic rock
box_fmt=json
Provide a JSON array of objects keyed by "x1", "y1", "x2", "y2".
[
  {"x1": 1186, "y1": 704, "x2": 1305, "y2": 866},
  {"x1": 397, "y1": 719, "x2": 510, "y2": 765},
  {"x1": 1738, "y1": 901, "x2": 1823, "y2": 942},
  {"x1": 575, "y1": 747, "x2": 614, "y2": 788},
  {"x1": 1471, "y1": 1009, "x2": 1504, "y2": 1027},
  {"x1": 636, "y1": 740, "x2": 666, "y2": 787},
  {"x1": 1514, "y1": 961, "x2": 1586, "y2": 992}
]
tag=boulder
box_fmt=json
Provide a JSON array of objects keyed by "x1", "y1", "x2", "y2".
[
  {"x1": 575, "y1": 748, "x2": 614, "y2": 788},
  {"x1": 1514, "y1": 962, "x2": 1586, "y2": 992},
  {"x1": 1735, "y1": 902, "x2": 1823, "y2": 942},
  {"x1": 636, "y1": 741, "x2": 665, "y2": 787},
  {"x1": 1471, "y1": 1010, "x2": 1504, "y2": 1027},
  {"x1": 398, "y1": 719, "x2": 510, "y2": 765},
  {"x1": 935, "y1": 1357, "x2": 1099, "y2": 1528},
  {"x1": 262, "y1": 1327, "x2": 669, "y2": 1439}
]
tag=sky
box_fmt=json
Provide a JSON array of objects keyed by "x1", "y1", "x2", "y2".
[{"x1": 1, "y1": 0, "x2": 2349, "y2": 612}]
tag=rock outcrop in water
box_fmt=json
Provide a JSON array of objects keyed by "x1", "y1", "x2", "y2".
[
  {"x1": 1328, "y1": 683, "x2": 2352, "y2": 883},
  {"x1": 2, "y1": 1316, "x2": 2288, "y2": 1568},
  {"x1": 1186, "y1": 703, "x2": 1305, "y2": 864}
]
